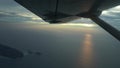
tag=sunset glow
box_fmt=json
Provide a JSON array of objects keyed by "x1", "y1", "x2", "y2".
[{"x1": 60, "y1": 23, "x2": 96, "y2": 27}]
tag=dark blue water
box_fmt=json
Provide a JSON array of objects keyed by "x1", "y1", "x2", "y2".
[{"x1": 0, "y1": 23, "x2": 120, "y2": 68}]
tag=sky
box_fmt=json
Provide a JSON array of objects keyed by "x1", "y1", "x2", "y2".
[
  {"x1": 0, "y1": 0, "x2": 120, "y2": 30},
  {"x1": 0, "y1": 0, "x2": 45, "y2": 23},
  {"x1": 100, "y1": 6, "x2": 120, "y2": 30}
]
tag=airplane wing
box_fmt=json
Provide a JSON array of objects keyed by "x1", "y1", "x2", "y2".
[{"x1": 15, "y1": 0, "x2": 120, "y2": 23}]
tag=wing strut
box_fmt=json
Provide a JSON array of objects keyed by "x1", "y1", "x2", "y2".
[
  {"x1": 90, "y1": 15, "x2": 120, "y2": 41},
  {"x1": 50, "y1": 0, "x2": 60, "y2": 23}
]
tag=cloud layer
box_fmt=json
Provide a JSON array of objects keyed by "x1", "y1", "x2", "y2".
[
  {"x1": 100, "y1": 5, "x2": 120, "y2": 30},
  {"x1": 0, "y1": 0, "x2": 46, "y2": 23},
  {"x1": 0, "y1": 10, "x2": 45, "y2": 23},
  {"x1": 0, "y1": 0, "x2": 120, "y2": 30}
]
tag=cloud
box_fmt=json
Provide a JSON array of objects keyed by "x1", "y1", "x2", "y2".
[
  {"x1": 0, "y1": 10, "x2": 94, "y2": 24},
  {"x1": 0, "y1": 11, "x2": 20, "y2": 17},
  {"x1": 0, "y1": 0, "x2": 17, "y2": 6},
  {"x1": 100, "y1": 5, "x2": 120, "y2": 30},
  {"x1": 0, "y1": 11, "x2": 46, "y2": 23},
  {"x1": 0, "y1": 0, "x2": 47, "y2": 24},
  {"x1": 0, "y1": 0, "x2": 119, "y2": 26},
  {"x1": 101, "y1": 5, "x2": 120, "y2": 16}
]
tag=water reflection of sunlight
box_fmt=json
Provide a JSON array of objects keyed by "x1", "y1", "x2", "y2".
[
  {"x1": 82, "y1": 34, "x2": 93, "y2": 68},
  {"x1": 77, "y1": 34, "x2": 93, "y2": 68},
  {"x1": 60, "y1": 23, "x2": 96, "y2": 27}
]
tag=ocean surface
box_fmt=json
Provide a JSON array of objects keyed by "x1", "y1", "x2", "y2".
[{"x1": 0, "y1": 23, "x2": 120, "y2": 68}]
